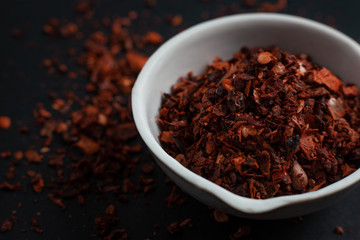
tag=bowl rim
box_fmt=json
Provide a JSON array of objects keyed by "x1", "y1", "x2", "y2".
[{"x1": 132, "y1": 13, "x2": 360, "y2": 214}]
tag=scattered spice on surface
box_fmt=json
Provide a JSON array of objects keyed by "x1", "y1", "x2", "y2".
[
  {"x1": 230, "y1": 225, "x2": 252, "y2": 239},
  {"x1": 334, "y1": 226, "x2": 345, "y2": 235},
  {"x1": 171, "y1": 15, "x2": 183, "y2": 26},
  {"x1": 0, "y1": 219, "x2": 13, "y2": 232},
  {"x1": 213, "y1": 210, "x2": 229, "y2": 223},
  {"x1": 158, "y1": 46, "x2": 360, "y2": 199},
  {"x1": 95, "y1": 205, "x2": 119, "y2": 237},
  {"x1": 0, "y1": 182, "x2": 21, "y2": 191},
  {"x1": 24, "y1": 150, "x2": 43, "y2": 164},
  {"x1": 258, "y1": 0, "x2": 287, "y2": 12},
  {"x1": 0, "y1": 116, "x2": 11, "y2": 130},
  {"x1": 31, "y1": 217, "x2": 44, "y2": 235}
]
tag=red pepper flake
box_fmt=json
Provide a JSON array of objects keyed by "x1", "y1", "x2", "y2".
[
  {"x1": 0, "y1": 182, "x2": 21, "y2": 191},
  {"x1": 1, "y1": 151, "x2": 12, "y2": 158},
  {"x1": 342, "y1": 84, "x2": 359, "y2": 97},
  {"x1": 299, "y1": 129, "x2": 321, "y2": 161},
  {"x1": 0, "y1": 116, "x2": 11, "y2": 129},
  {"x1": 75, "y1": 135, "x2": 100, "y2": 155},
  {"x1": 58, "y1": 64, "x2": 68, "y2": 73},
  {"x1": 257, "y1": 51, "x2": 274, "y2": 64},
  {"x1": 0, "y1": 219, "x2": 13, "y2": 232},
  {"x1": 31, "y1": 217, "x2": 44, "y2": 235},
  {"x1": 258, "y1": 0, "x2": 287, "y2": 12},
  {"x1": 144, "y1": 31, "x2": 163, "y2": 44},
  {"x1": 313, "y1": 67, "x2": 343, "y2": 93},
  {"x1": 38, "y1": 108, "x2": 52, "y2": 118},
  {"x1": 171, "y1": 14, "x2": 183, "y2": 26},
  {"x1": 13, "y1": 151, "x2": 23, "y2": 160},
  {"x1": 167, "y1": 221, "x2": 182, "y2": 235},
  {"x1": 125, "y1": 51, "x2": 148, "y2": 72},
  {"x1": 230, "y1": 226, "x2": 252, "y2": 239},
  {"x1": 327, "y1": 97, "x2": 345, "y2": 120},
  {"x1": 60, "y1": 23, "x2": 78, "y2": 37},
  {"x1": 27, "y1": 171, "x2": 45, "y2": 193},
  {"x1": 47, "y1": 193, "x2": 66, "y2": 210},
  {"x1": 334, "y1": 226, "x2": 344, "y2": 235},
  {"x1": 95, "y1": 205, "x2": 119, "y2": 236},
  {"x1": 24, "y1": 149, "x2": 43, "y2": 163},
  {"x1": 103, "y1": 229, "x2": 128, "y2": 240},
  {"x1": 213, "y1": 210, "x2": 229, "y2": 223}
]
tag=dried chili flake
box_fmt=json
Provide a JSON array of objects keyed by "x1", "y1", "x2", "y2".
[
  {"x1": 0, "y1": 116, "x2": 11, "y2": 129},
  {"x1": 158, "y1": 46, "x2": 360, "y2": 198},
  {"x1": 27, "y1": 171, "x2": 45, "y2": 193},
  {"x1": 230, "y1": 226, "x2": 252, "y2": 239},
  {"x1": 0, "y1": 219, "x2": 13, "y2": 232},
  {"x1": 75, "y1": 135, "x2": 100, "y2": 155},
  {"x1": 47, "y1": 193, "x2": 66, "y2": 210},
  {"x1": 24, "y1": 149, "x2": 43, "y2": 163},
  {"x1": 144, "y1": 31, "x2": 163, "y2": 44},
  {"x1": 1, "y1": 151, "x2": 12, "y2": 158},
  {"x1": 313, "y1": 67, "x2": 343, "y2": 93},
  {"x1": 213, "y1": 210, "x2": 229, "y2": 223},
  {"x1": 125, "y1": 51, "x2": 148, "y2": 72},
  {"x1": 13, "y1": 151, "x2": 23, "y2": 160},
  {"x1": 0, "y1": 182, "x2": 21, "y2": 191},
  {"x1": 167, "y1": 221, "x2": 182, "y2": 235},
  {"x1": 258, "y1": 0, "x2": 287, "y2": 12},
  {"x1": 103, "y1": 229, "x2": 128, "y2": 240},
  {"x1": 31, "y1": 217, "x2": 43, "y2": 234},
  {"x1": 95, "y1": 205, "x2": 119, "y2": 236},
  {"x1": 334, "y1": 226, "x2": 345, "y2": 235},
  {"x1": 171, "y1": 15, "x2": 183, "y2": 26}
]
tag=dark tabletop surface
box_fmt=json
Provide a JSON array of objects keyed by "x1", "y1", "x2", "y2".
[{"x1": 1, "y1": 0, "x2": 360, "y2": 239}]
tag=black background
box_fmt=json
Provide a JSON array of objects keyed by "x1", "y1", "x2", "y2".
[{"x1": 1, "y1": 0, "x2": 360, "y2": 239}]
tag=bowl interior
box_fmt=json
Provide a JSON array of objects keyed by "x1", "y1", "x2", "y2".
[{"x1": 132, "y1": 13, "x2": 360, "y2": 215}]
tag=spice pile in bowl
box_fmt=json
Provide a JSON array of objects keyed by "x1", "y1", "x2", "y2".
[{"x1": 158, "y1": 46, "x2": 360, "y2": 199}]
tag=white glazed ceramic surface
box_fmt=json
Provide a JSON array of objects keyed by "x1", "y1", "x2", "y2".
[{"x1": 132, "y1": 13, "x2": 360, "y2": 219}]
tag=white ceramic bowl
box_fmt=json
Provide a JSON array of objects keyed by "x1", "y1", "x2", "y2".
[{"x1": 132, "y1": 13, "x2": 360, "y2": 219}]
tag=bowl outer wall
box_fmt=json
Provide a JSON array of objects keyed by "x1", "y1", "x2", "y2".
[{"x1": 132, "y1": 13, "x2": 360, "y2": 217}]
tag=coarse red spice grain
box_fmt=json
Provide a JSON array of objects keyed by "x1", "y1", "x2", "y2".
[
  {"x1": 0, "y1": 182, "x2": 21, "y2": 191},
  {"x1": 230, "y1": 225, "x2": 252, "y2": 239},
  {"x1": 167, "y1": 218, "x2": 192, "y2": 235},
  {"x1": 0, "y1": 219, "x2": 13, "y2": 232},
  {"x1": 95, "y1": 205, "x2": 119, "y2": 237},
  {"x1": 158, "y1": 46, "x2": 360, "y2": 199},
  {"x1": 31, "y1": 217, "x2": 43, "y2": 235},
  {"x1": 213, "y1": 210, "x2": 229, "y2": 223},
  {"x1": 0, "y1": 116, "x2": 11, "y2": 129},
  {"x1": 334, "y1": 226, "x2": 345, "y2": 235},
  {"x1": 258, "y1": 0, "x2": 287, "y2": 12}
]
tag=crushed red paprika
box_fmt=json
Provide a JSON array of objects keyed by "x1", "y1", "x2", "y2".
[{"x1": 158, "y1": 46, "x2": 360, "y2": 199}]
